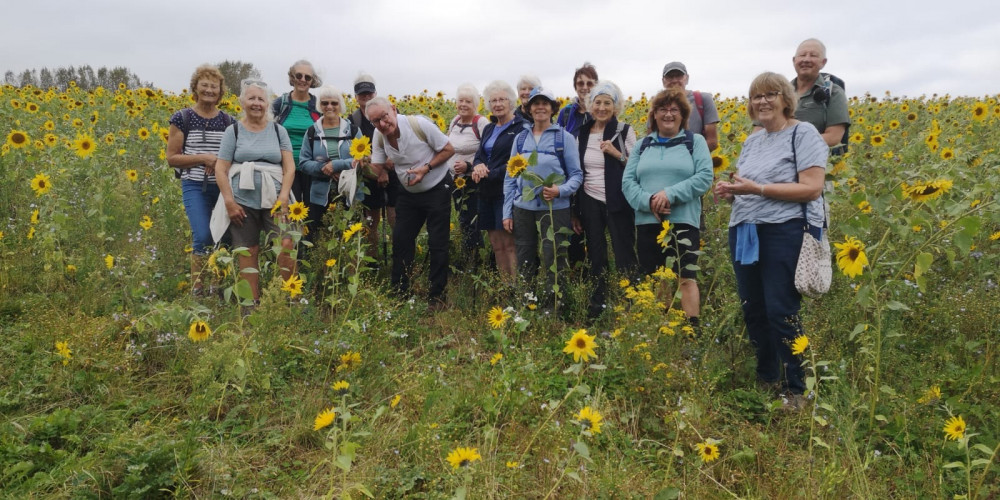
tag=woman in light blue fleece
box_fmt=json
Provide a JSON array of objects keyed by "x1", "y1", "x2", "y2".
[
  {"x1": 622, "y1": 88, "x2": 713, "y2": 325},
  {"x1": 502, "y1": 87, "x2": 583, "y2": 305}
]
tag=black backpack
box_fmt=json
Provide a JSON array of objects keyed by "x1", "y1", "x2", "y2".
[
  {"x1": 816, "y1": 73, "x2": 850, "y2": 154},
  {"x1": 636, "y1": 130, "x2": 695, "y2": 157}
]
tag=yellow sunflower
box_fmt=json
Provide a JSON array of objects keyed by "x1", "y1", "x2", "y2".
[
  {"x1": 446, "y1": 447, "x2": 482, "y2": 469},
  {"x1": 834, "y1": 236, "x2": 868, "y2": 278},
  {"x1": 281, "y1": 274, "x2": 304, "y2": 298},
  {"x1": 188, "y1": 320, "x2": 212, "y2": 342},
  {"x1": 342, "y1": 222, "x2": 363, "y2": 242},
  {"x1": 655, "y1": 220, "x2": 672, "y2": 248},
  {"x1": 902, "y1": 179, "x2": 952, "y2": 202},
  {"x1": 869, "y1": 134, "x2": 885, "y2": 147},
  {"x1": 55, "y1": 341, "x2": 72, "y2": 365},
  {"x1": 336, "y1": 351, "x2": 361, "y2": 372},
  {"x1": 287, "y1": 201, "x2": 308, "y2": 222},
  {"x1": 487, "y1": 305, "x2": 509, "y2": 329},
  {"x1": 790, "y1": 335, "x2": 809, "y2": 355},
  {"x1": 943, "y1": 415, "x2": 966, "y2": 441},
  {"x1": 314, "y1": 407, "x2": 336, "y2": 431},
  {"x1": 454, "y1": 176, "x2": 467, "y2": 189},
  {"x1": 137, "y1": 127, "x2": 150, "y2": 140},
  {"x1": 139, "y1": 215, "x2": 153, "y2": 230},
  {"x1": 711, "y1": 153, "x2": 730, "y2": 174},
  {"x1": 72, "y1": 133, "x2": 96, "y2": 158},
  {"x1": 43, "y1": 120, "x2": 55, "y2": 131},
  {"x1": 917, "y1": 385, "x2": 941, "y2": 404},
  {"x1": 939, "y1": 147, "x2": 954, "y2": 160},
  {"x1": 971, "y1": 102, "x2": 988, "y2": 122},
  {"x1": 489, "y1": 353, "x2": 503, "y2": 365},
  {"x1": 349, "y1": 136, "x2": 371, "y2": 160},
  {"x1": 103, "y1": 133, "x2": 115, "y2": 145},
  {"x1": 576, "y1": 406, "x2": 604, "y2": 434},
  {"x1": 696, "y1": 441, "x2": 720, "y2": 463},
  {"x1": 125, "y1": 169, "x2": 139, "y2": 182},
  {"x1": 507, "y1": 154, "x2": 528, "y2": 177},
  {"x1": 6, "y1": 130, "x2": 29, "y2": 149},
  {"x1": 331, "y1": 380, "x2": 350, "y2": 396},
  {"x1": 562, "y1": 328, "x2": 598, "y2": 363},
  {"x1": 888, "y1": 119, "x2": 900, "y2": 130},
  {"x1": 44, "y1": 133, "x2": 58, "y2": 147},
  {"x1": 849, "y1": 132, "x2": 864, "y2": 144},
  {"x1": 31, "y1": 173, "x2": 52, "y2": 196}
]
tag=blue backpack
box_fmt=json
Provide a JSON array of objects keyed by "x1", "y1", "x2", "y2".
[{"x1": 514, "y1": 127, "x2": 567, "y2": 173}]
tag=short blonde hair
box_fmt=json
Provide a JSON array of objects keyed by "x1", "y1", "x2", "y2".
[
  {"x1": 315, "y1": 85, "x2": 344, "y2": 113},
  {"x1": 189, "y1": 64, "x2": 225, "y2": 104},
  {"x1": 747, "y1": 72, "x2": 797, "y2": 121}
]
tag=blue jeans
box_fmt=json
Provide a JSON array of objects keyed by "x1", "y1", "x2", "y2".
[
  {"x1": 728, "y1": 219, "x2": 814, "y2": 394},
  {"x1": 182, "y1": 179, "x2": 221, "y2": 255}
]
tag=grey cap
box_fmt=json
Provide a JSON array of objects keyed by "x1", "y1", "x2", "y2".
[{"x1": 662, "y1": 61, "x2": 688, "y2": 76}]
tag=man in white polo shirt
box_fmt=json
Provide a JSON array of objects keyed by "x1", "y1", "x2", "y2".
[{"x1": 367, "y1": 97, "x2": 455, "y2": 310}]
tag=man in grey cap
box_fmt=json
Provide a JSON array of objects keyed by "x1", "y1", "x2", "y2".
[{"x1": 661, "y1": 61, "x2": 719, "y2": 152}]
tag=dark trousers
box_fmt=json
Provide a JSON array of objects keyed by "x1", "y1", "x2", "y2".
[
  {"x1": 392, "y1": 179, "x2": 452, "y2": 300},
  {"x1": 453, "y1": 187, "x2": 483, "y2": 265},
  {"x1": 303, "y1": 202, "x2": 329, "y2": 258},
  {"x1": 292, "y1": 170, "x2": 312, "y2": 207},
  {"x1": 728, "y1": 219, "x2": 808, "y2": 394},
  {"x1": 578, "y1": 192, "x2": 637, "y2": 311},
  {"x1": 513, "y1": 206, "x2": 571, "y2": 301}
]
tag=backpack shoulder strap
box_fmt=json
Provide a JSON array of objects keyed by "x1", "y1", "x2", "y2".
[
  {"x1": 232, "y1": 120, "x2": 239, "y2": 141},
  {"x1": 693, "y1": 91, "x2": 705, "y2": 121},
  {"x1": 514, "y1": 129, "x2": 529, "y2": 154},
  {"x1": 637, "y1": 136, "x2": 655, "y2": 156},
  {"x1": 472, "y1": 115, "x2": 482, "y2": 140},
  {"x1": 180, "y1": 108, "x2": 193, "y2": 144},
  {"x1": 407, "y1": 115, "x2": 428, "y2": 145},
  {"x1": 684, "y1": 130, "x2": 694, "y2": 156}
]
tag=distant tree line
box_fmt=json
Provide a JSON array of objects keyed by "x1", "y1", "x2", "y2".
[{"x1": 3, "y1": 61, "x2": 260, "y2": 93}]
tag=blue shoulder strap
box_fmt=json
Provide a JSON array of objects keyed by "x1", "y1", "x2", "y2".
[{"x1": 515, "y1": 128, "x2": 567, "y2": 173}]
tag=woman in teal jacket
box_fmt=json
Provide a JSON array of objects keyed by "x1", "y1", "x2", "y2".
[{"x1": 622, "y1": 88, "x2": 713, "y2": 326}]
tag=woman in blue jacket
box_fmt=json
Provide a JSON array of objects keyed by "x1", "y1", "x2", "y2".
[
  {"x1": 298, "y1": 85, "x2": 363, "y2": 240},
  {"x1": 622, "y1": 89, "x2": 713, "y2": 326},
  {"x1": 503, "y1": 87, "x2": 583, "y2": 305}
]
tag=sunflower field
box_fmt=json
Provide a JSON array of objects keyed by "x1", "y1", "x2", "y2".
[{"x1": 2, "y1": 81, "x2": 999, "y2": 498}]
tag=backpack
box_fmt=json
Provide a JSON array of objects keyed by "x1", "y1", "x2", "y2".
[
  {"x1": 692, "y1": 91, "x2": 705, "y2": 124},
  {"x1": 173, "y1": 108, "x2": 235, "y2": 179},
  {"x1": 636, "y1": 130, "x2": 695, "y2": 157},
  {"x1": 275, "y1": 93, "x2": 321, "y2": 123},
  {"x1": 374, "y1": 115, "x2": 430, "y2": 151},
  {"x1": 449, "y1": 114, "x2": 483, "y2": 140},
  {"x1": 514, "y1": 127, "x2": 567, "y2": 173},
  {"x1": 306, "y1": 121, "x2": 355, "y2": 144},
  {"x1": 817, "y1": 73, "x2": 850, "y2": 154}
]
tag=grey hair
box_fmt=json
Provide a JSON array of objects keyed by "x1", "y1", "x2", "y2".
[
  {"x1": 315, "y1": 85, "x2": 344, "y2": 113},
  {"x1": 482, "y1": 80, "x2": 517, "y2": 106},
  {"x1": 589, "y1": 80, "x2": 625, "y2": 116},
  {"x1": 287, "y1": 59, "x2": 322, "y2": 88},
  {"x1": 354, "y1": 72, "x2": 376, "y2": 87},
  {"x1": 364, "y1": 96, "x2": 393, "y2": 117},
  {"x1": 455, "y1": 83, "x2": 480, "y2": 103},
  {"x1": 797, "y1": 38, "x2": 827, "y2": 58},
  {"x1": 239, "y1": 79, "x2": 275, "y2": 122},
  {"x1": 516, "y1": 74, "x2": 541, "y2": 90}
]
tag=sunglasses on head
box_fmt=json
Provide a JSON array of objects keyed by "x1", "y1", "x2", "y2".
[{"x1": 294, "y1": 73, "x2": 313, "y2": 82}]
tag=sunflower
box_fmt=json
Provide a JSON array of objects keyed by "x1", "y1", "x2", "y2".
[
  {"x1": 314, "y1": 407, "x2": 336, "y2": 431},
  {"x1": 711, "y1": 153, "x2": 730, "y2": 174},
  {"x1": 44, "y1": 133, "x2": 58, "y2": 147},
  {"x1": 990, "y1": 231, "x2": 1000, "y2": 241},
  {"x1": 849, "y1": 132, "x2": 864, "y2": 144},
  {"x1": 281, "y1": 274, "x2": 304, "y2": 298},
  {"x1": 917, "y1": 385, "x2": 942, "y2": 404},
  {"x1": 137, "y1": 127, "x2": 150, "y2": 140},
  {"x1": 342, "y1": 222, "x2": 363, "y2": 242},
  {"x1": 943, "y1": 415, "x2": 966, "y2": 441},
  {"x1": 507, "y1": 154, "x2": 528, "y2": 177},
  {"x1": 105, "y1": 254, "x2": 114, "y2": 269},
  {"x1": 487, "y1": 305, "x2": 509, "y2": 329},
  {"x1": 655, "y1": 220, "x2": 672, "y2": 248},
  {"x1": 287, "y1": 201, "x2": 308, "y2": 222},
  {"x1": 902, "y1": 179, "x2": 952, "y2": 202},
  {"x1": 71, "y1": 118, "x2": 83, "y2": 127},
  {"x1": 939, "y1": 147, "x2": 954, "y2": 160},
  {"x1": 390, "y1": 394, "x2": 401, "y2": 408},
  {"x1": 55, "y1": 341, "x2": 72, "y2": 365},
  {"x1": 489, "y1": 353, "x2": 503, "y2": 365},
  {"x1": 325, "y1": 258, "x2": 337, "y2": 267},
  {"x1": 125, "y1": 169, "x2": 138, "y2": 182},
  {"x1": 834, "y1": 236, "x2": 868, "y2": 278},
  {"x1": 207, "y1": 248, "x2": 230, "y2": 277},
  {"x1": 104, "y1": 133, "x2": 115, "y2": 145},
  {"x1": 562, "y1": 328, "x2": 598, "y2": 363},
  {"x1": 652, "y1": 265, "x2": 676, "y2": 281},
  {"x1": 331, "y1": 380, "x2": 350, "y2": 396},
  {"x1": 790, "y1": 335, "x2": 809, "y2": 355},
  {"x1": 575, "y1": 406, "x2": 604, "y2": 435},
  {"x1": 349, "y1": 136, "x2": 371, "y2": 160},
  {"x1": 139, "y1": 215, "x2": 153, "y2": 230},
  {"x1": 453, "y1": 176, "x2": 466, "y2": 189},
  {"x1": 188, "y1": 320, "x2": 212, "y2": 342},
  {"x1": 696, "y1": 441, "x2": 720, "y2": 463},
  {"x1": 924, "y1": 133, "x2": 938, "y2": 146},
  {"x1": 446, "y1": 447, "x2": 482, "y2": 469},
  {"x1": 336, "y1": 351, "x2": 362, "y2": 372},
  {"x1": 72, "y1": 133, "x2": 96, "y2": 158},
  {"x1": 857, "y1": 200, "x2": 872, "y2": 213},
  {"x1": 888, "y1": 119, "x2": 900, "y2": 130},
  {"x1": 971, "y1": 102, "x2": 988, "y2": 122},
  {"x1": 906, "y1": 112, "x2": 918, "y2": 122},
  {"x1": 43, "y1": 120, "x2": 55, "y2": 131},
  {"x1": 30, "y1": 173, "x2": 52, "y2": 196},
  {"x1": 869, "y1": 134, "x2": 885, "y2": 147},
  {"x1": 6, "y1": 130, "x2": 29, "y2": 149}
]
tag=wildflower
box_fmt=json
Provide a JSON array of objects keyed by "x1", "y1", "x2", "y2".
[
  {"x1": 27, "y1": 227, "x2": 35, "y2": 239},
  {"x1": 55, "y1": 341, "x2": 72, "y2": 365},
  {"x1": 188, "y1": 320, "x2": 211, "y2": 342},
  {"x1": 659, "y1": 325, "x2": 676, "y2": 336},
  {"x1": 506, "y1": 461, "x2": 519, "y2": 468},
  {"x1": 834, "y1": 236, "x2": 868, "y2": 278},
  {"x1": 507, "y1": 154, "x2": 528, "y2": 177},
  {"x1": 990, "y1": 231, "x2": 1000, "y2": 241},
  {"x1": 652, "y1": 265, "x2": 677, "y2": 281},
  {"x1": 139, "y1": 215, "x2": 153, "y2": 230},
  {"x1": 563, "y1": 329, "x2": 598, "y2": 363},
  {"x1": 66, "y1": 264, "x2": 77, "y2": 274},
  {"x1": 655, "y1": 220, "x2": 672, "y2": 248},
  {"x1": 490, "y1": 353, "x2": 503, "y2": 366},
  {"x1": 618, "y1": 278, "x2": 630, "y2": 288},
  {"x1": 287, "y1": 201, "x2": 308, "y2": 222},
  {"x1": 349, "y1": 136, "x2": 372, "y2": 160},
  {"x1": 575, "y1": 406, "x2": 604, "y2": 434},
  {"x1": 282, "y1": 274, "x2": 304, "y2": 298},
  {"x1": 857, "y1": 200, "x2": 872, "y2": 213},
  {"x1": 104, "y1": 254, "x2": 114, "y2": 269},
  {"x1": 331, "y1": 380, "x2": 350, "y2": 396},
  {"x1": 912, "y1": 225, "x2": 923, "y2": 233},
  {"x1": 325, "y1": 258, "x2": 337, "y2": 267},
  {"x1": 446, "y1": 447, "x2": 482, "y2": 469},
  {"x1": 125, "y1": 169, "x2": 138, "y2": 182},
  {"x1": 943, "y1": 415, "x2": 966, "y2": 441},
  {"x1": 487, "y1": 305, "x2": 509, "y2": 329},
  {"x1": 790, "y1": 335, "x2": 809, "y2": 355},
  {"x1": 6, "y1": 130, "x2": 29, "y2": 149},
  {"x1": 336, "y1": 351, "x2": 362, "y2": 372},
  {"x1": 917, "y1": 385, "x2": 941, "y2": 404},
  {"x1": 314, "y1": 407, "x2": 336, "y2": 431},
  {"x1": 72, "y1": 133, "x2": 96, "y2": 158},
  {"x1": 30, "y1": 173, "x2": 52, "y2": 196},
  {"x1": 696, "y1": 441, "x2": 720, "y2": 463},
  {"x1": 30, "y1": 209, "x2": 39, "y2": 225},
  {"x1": 270, "y1": 200, "x2": 282, "y2": 216},
  {"x1": 342, "y1": 222, "x2": 363, "y2": 242},
  {"x1": 902, "y1": 179, "x2": 952, "y2": 202},
  {"x1": 390, "y1": 394, "x2": 401, "y2": 408}
]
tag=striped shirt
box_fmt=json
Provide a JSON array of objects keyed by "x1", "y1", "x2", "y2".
[
  {"x1": 729, "y1": 122, "x2": 828, "y2": 227},
  {"x1": 169, "y1": 109, "x2": 234, "y2": 182}
]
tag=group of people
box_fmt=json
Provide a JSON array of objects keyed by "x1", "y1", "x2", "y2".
[{"x1": 166, "y1": 38, "x2": 849, "y2": 402}]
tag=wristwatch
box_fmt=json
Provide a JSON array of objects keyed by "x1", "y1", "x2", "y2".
[{"x1": 424, "y1": 162, "x2": 434, "y2": 171}]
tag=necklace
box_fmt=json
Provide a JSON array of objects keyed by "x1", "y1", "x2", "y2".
[{"x1": 765, "y1": 120, "x2": 789, "y2": 141}]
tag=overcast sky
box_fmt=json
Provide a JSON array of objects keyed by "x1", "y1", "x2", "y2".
[{"x1": 3, "y1": 0, "x2": 998, "y2": 101}]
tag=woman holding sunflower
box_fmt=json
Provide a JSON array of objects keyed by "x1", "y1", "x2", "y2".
[
  {"x1": 714, "y1": 72, "x2": 828, "y2": 402},
  {"x1": 447, "y1": 83, "x2": 488, "y2": 270},
  {"x1": 298, "y1": 85, "x2": 364, "y2": 241}
]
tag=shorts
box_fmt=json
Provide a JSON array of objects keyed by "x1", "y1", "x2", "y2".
[
  {"x1": 476, "y1": 196, "x2": 505, "y2": 231},
  {"x1": 228, "y1": 205, "x2": 290, "y2": 248}
]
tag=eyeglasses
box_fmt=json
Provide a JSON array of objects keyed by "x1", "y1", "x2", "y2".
[
  {"x1": 655, "y1": 107, "x2": 682, "y2": 116},
  {"x1": 294, "y1": 73, "x2": 314, "y2": 82},
  {"x1": 320, "y1": 100, "x2": 340, "y2": 107},
  {"x1": 751, "y1": 91, "x2": 782, "y2": 103},
  {"x1": 372, "y1": 111, "x2": 393, "y2": 126},
  {"x1": 488, "y1": 97, "x2": 509, "y2": 105},
  {"x1": 575, "y1": 80, "x2": 596, "y2": 88}
]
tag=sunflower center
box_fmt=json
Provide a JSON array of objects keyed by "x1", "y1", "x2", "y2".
[
  {"x1": 919, "y1": 186, "x2": 939, "y2": 195},
  {"x1": 575, "y1": 339, "x2": 586, "y2": 348},
  {"x1": 849, "y1": 248, "x2": 860, "y2": 260}
]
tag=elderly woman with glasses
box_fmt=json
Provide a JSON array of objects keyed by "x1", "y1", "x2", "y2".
[
  {"x1": 622, "y1": 88, "x2": 713, "y2": 327},
  {"x1": 212, "y1": 79, "x2": 297, "y2": 305},
  {"x1": 714, "y1": 72, "x2": 827, "y2": 405},
  {"x1": 448, "y1": 83, "x2": 489, "y2": 269},
  {"x1": 298, "y1": 85, "x2": 364, "y2": 240},
  {"x1": 271, "y1": 60, "x2": 322, "y2": 207}
]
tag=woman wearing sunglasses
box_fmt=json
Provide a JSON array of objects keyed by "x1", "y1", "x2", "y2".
[{"x1": 271, "y1": 60, "x2": 323, "y2": 207}]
